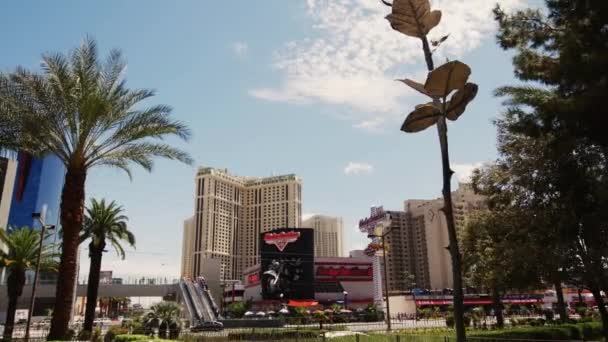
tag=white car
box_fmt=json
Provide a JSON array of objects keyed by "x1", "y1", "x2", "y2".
[{"x1": 93, "y1": 318, "x2": 112, "y2": 326}]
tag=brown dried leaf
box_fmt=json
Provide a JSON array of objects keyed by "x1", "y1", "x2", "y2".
[
  {"x1": 421, "y1": 10, "x2": 442, "y2": 35},
  {"x1": 397, "y1": 78, "x2": 430, "y2": 96},
  {"x1": 446, "y1": 83, "x2": 478, "y2": 121},
  {"x1": 401, "y1": 103, "x2": 440, "y2": 133},
  {"x1": 386, "y1": 0, "x2": 440, "y2": 38},
  {"x1": 424, "y1": 60, "x2": 471, "y2": 97}
]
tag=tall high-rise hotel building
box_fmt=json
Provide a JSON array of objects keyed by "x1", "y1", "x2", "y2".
[{"x1": 182, "y1": 167, "x2": 302, "y2": 282}]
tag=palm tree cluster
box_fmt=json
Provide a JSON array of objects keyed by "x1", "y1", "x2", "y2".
[
  {"x1": 0, "y1": 227, "x2": 57, "y2": 340},
  {"x1": 0, "y1": 37, "x2": 191, "y2": 339}
]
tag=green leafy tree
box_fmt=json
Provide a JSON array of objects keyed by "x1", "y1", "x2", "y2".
[
  {"x1": 143, "y1": 301, "x2": 181, "y2": 339},
  {"x1": 474, "y1": 84, "x2": 608, "y2": 336},
  {"x1": 491, "y1": 2, "x2": 608, "y2": 335},
  {"x1": 0, "y1": 227, "x2": 57, "y2": 340},
  {"x1": 80, "y1": 199, "x2": 135, "y2": 332},
  {"x1": 493, "y1": 0, "x2": 608, "y2": 148},
  {"x1": 226, "y1": 302, "x2": 247, "y2": 318},
  {"x1": 0, "y1": 37, "x2": 192, "y2": 339},
  {"x1": 462, "y1": 209, "x2": 542, "y2": 328}
]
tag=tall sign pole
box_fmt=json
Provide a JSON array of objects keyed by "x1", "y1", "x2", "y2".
[{"x1": 359, "y1": 206, "x2": 393, "y2": 331}]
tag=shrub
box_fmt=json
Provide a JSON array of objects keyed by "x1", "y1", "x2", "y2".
[
  {"x1": 92, "y1": 328, "x2": 103, "y2": 342},
  {"x1": 77, "y1": 329, "x2": 92, "y2": 341},
  {"x1": 469, "y1": 323, "x2": 602, "y2": 341},
  {"x1": 228, "y1": 330, "x2": 318, "y2": 341},
  {"x1": 104, "y1": 329, "x2": 116, "y2": 342},
  {"x1": 445, "y1": 315, "x2": 454, "y2": 328},
  {"x1": 115, "y1": 334, "x2": 152, "y2": 342},
  {"x1": 463, "y1": 314, "x2": 471, "y2": 327}
]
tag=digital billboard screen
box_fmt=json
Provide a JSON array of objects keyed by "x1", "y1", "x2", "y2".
[{"x1": 260, "y1": 228, "x2": 314, "y2": 300}]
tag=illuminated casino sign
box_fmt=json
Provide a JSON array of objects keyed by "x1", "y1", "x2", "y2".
[
  {"x1": 247, "y1": 273, "x2": 260, "y2": 284},
  {"x1": 358, "y1": 206, "x2": 390, "y2": 233},
  {"x1": 260, "y1": 228, "x2": 314, "y2": 300},
  {"x1": 316, "y1": 266, "x2": 373, "y2": 278},
  {"x1": 264, "y1": 231, "x2": 301, "y2": 252}
]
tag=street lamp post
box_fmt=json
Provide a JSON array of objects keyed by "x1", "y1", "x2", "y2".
[
  {"x1": 343, "y1": 291, "x2": 348, "y2": 310},
  {"x1": 369, "y1": 228, "x2": 393, "y2": 331},
  {"x1": 25, "y1": 212, "x2": 55, "y2": 342}
]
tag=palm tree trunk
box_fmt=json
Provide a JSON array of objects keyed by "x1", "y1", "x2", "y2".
[
  {"x1": 83, "y1": 244, "x2": 104, "y2": 332},
  {"x1": 5, "y1": 270, "x2": 25, "y2": 341},
  {"x1": 48, "y1": 166, "x2": 87, "y2": 340},
  {"x1": 4, "y1": 295, "x2": 19, "y2": 340}
]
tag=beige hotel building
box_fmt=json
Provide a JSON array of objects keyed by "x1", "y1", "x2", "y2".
[
  {"x1": 181, "y1": 167, "x2": 302, "y2": 283},
  {"x1": 302, "y1": 214, "x2": 344, "y2": 257}
]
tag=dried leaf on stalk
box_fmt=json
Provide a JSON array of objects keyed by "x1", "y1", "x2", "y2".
[
  {"x1": 424, "y1": 60, "x2": 471, "y2": 97},
  {"x1": 386, "y1": 0, "x2": 441, "y2": 38},
  {"x1": 397, "y1": 78, "x2": 430, "y2": 96},
  {"x1": 401, "y1": 103, "x2": 440, "y2": 133},
  {"x1": 446, "y1": 83, "x2": 478, "y2": 121}
]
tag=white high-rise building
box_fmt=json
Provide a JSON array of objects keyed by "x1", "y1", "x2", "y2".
[
  {"x1": 0, "y1": 156, "x2": 17, "y2": 230},
  {"x1": 302, "y1": 215, "x2": 343, "y2": 257},
  {"x1": 181, "y1": 167, "x2": 302, "y2": 283}
]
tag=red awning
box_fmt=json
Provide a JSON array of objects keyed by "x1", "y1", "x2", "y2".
[{"x1": 287, "y1": 300, "x2": 319, "y2": 307}]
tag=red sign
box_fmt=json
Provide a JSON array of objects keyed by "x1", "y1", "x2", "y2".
[
  {"x1": 416, "y1": 298, "x2": 541, "y2": 306},
  {"x1": 247, "y1": 273, "x2": 260, "y2": 284},
  {"x1": 264, "y1": 231, "x2": 300, "y2": 251},
  {"x1": 316, "y1": 266, "x2": 373, "y2": 278}
]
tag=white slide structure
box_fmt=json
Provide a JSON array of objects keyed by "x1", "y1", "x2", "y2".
[{"x1": 179, "y1": 277, "x2": 219, "y2": 323}]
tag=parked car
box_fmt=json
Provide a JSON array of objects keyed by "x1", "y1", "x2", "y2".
[
  {"x1": 93, "y1": 318, "x2": 112, "y2": 326},
  {"x1": 190, "y1": 321, "x2": 223, "y2": 332}
]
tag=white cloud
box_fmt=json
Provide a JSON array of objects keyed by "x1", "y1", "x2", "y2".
[
  {"x1": 452, "y1": 161, "x2": 484, "y2": 183},
  {"x1": 250, "y1": 0, "x2": 527, "y2": 130},
  {"x1": 353, "y1": 117, "x2": 385, "y2": 133},
  {"x1": 232, "y1": 42, "x2": 249, "y2": 57},
  {"x1": 344, "y1": 162, "x2": 374, "y2": 175}
]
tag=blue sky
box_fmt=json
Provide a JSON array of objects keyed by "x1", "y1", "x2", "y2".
[{"x1": 0, "y1": 0, "x2": 531, "y2": 278}]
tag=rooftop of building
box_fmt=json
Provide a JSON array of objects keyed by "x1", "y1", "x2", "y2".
[{"x1": 196, "y1": 167, "x2": 301, "y2": 185}]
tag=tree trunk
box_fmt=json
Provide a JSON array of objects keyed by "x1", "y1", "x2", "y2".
[
  {"x1": 48, "y1": 166, "x2": 87, "y2": 340},
  {"x1": 553, "y1": 278, "x2": 568, "y2": 321},
  {"x1": 589, "y1": 285, "x2": 608, "y2": 341},
  {"x1": 491, "y1": 286, "x2": 504, "y2": 328},
  {"x1": 83, "y1": 243, "x2": 105, "y2": 332},
  {"x1": 4, "y1": 269, "x2": 25, "y2": 341},
  {"x1": 4, "y1": 295, "x2": 19, "y2": 341}
]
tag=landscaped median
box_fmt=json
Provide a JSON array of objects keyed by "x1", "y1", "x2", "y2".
[
  {"x1": 114, "y1": 335, "x2": 179, "y2": 342},
  {"x1": 327, "y1": 322, "x2": 604, "y2": 341},
  {"x1": 109, "y1": 322, "x2": 604, "y2": 341}
]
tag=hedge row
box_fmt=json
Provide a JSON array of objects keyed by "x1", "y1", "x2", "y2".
[
  {"x1": 114, "y1": 334, "x2": 179, "y2": 342},
  {"x1": 227, "y1": 330, "x2": 318, "y2": 341},
  {"x1": 469, "y1": 322, "x2": 603, "y2": 341}
]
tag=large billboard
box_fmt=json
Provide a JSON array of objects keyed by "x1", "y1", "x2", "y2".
[{"x1": 260, "y1": 228, "x2": 314, "y2": 300}]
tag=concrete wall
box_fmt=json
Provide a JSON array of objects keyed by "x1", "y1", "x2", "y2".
[{"x1": 388, "y1": 295, "x2": 417, "y2": 317}]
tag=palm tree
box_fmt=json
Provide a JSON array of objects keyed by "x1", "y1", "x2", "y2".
[
  {"x1": 143, "y1": 301, "x2": 181, "y2": 339},
  {"x1": 0, "y1": 37, "x2": 192, "y2": 339},
  {"x1": 80, "y1": 198, "x2": 135, "y2": 333},
  {"x1": 0, "y1": 227, "x2": 57, "y2": 340}
]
